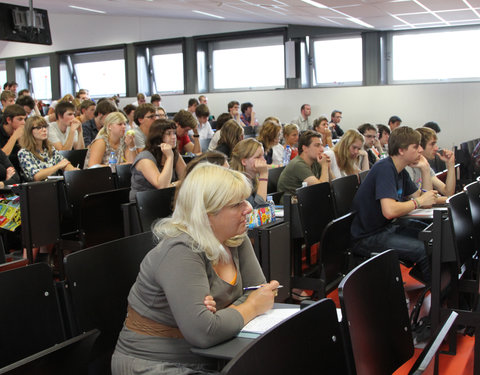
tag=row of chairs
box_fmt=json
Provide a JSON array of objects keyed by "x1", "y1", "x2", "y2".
[
  {"x1": 223, "y1": 250, "x2": 459, "y2": 375},
  {"x1": 0, "y1": 231, "x2": 156, "y2": 374},
  {"x1": 283, "y1": 172, "x2": 367, "y2": 298}
]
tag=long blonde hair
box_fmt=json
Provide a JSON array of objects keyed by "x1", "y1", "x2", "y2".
[
  {"x1": 333, "y1": 129, "x2": 364, "y2": 175},
  {"x1": 21, "y1": 116, "x2": 54, "y2": 161},
  {"x1": 153, "y1": 163, "x2": 251, "y2": 264}
]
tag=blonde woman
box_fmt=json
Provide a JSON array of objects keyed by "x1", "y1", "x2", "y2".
[
  {"x1": 257, "y1": 120, "x2": 281, "y2": 165},
  {"x1": 18, "y1": 116, "x2": 77, "y2": 181},
  {"x1": 84, "y1": 111, "x2": 136, "y2": 168},
  {"x1": 112, "y1": 164, "x2": 278, "y2": 374},
  {"x1": 282, "y1": 123, "x2": 300, "y2": 161},
  {"x1": 324, "y1": 129, "x2": 369, "y2": 180},
  {"x1": 313, "y1": 116, "x2": 333, "y2": 149},
  {"x1": 231, "y1": 138, "x2": 269, "y2": 208}
]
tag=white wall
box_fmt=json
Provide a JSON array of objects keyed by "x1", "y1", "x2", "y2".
[
  {"x1": 0, "y1": 13, "x2": 277, "y2": 58},
  {"x1": 120, "y1": 81, "x2": 480, "y2": 148}
]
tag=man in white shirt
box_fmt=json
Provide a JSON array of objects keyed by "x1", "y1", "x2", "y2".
[
  {"x1": 48, "y1": 102, "x2": 85, "y2": 151},
  {"x1": 194, "y1": 104, "x2": 214, "y2": 140},
  {"x1": 291, "y1": 104, "x2": 312, "y2": 131}
]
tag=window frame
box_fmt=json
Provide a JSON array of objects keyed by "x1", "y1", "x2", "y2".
[
  {"x1": 387, "y1": 25, "x2": 480, "y2": 85},
  {"x1": 310, "y1": 33, "x2": 364, "y2": 87},
  {"x1": 134, "y1": 38, "x2": 186, "y2": 96},
  {"x1": 58, "y1": 45, "x2": 128, "y2": 98},
  {"x1": 195, "y1": 28, "x2": 287, "y2": 93}
]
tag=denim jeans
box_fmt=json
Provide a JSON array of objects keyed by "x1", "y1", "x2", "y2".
[{"x1": 353, "y1": 218, "x2": 430, "y2": 282}]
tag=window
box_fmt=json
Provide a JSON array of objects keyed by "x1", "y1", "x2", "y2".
[
  {"x1": 312, "y1": 37, "x2": 362, "y2": 85},
  {"x1": 210, "y1": 36, "x2": 285, "y2": 91},
  {"x1": 391, "y1": 28, "x2": 480, "y2": 82},
  {"x1": 69, "y1": 49, "x2": 126, "y2": 98},
  {"x1": 29, "y1": 56, "x2": 51, "y2": 100},
  {"x1": 151, "y1": 44, "x2": 184, "y2": 93},
  {"x1": 0, "y1": 61, "x2": 6, "y2": 88}
]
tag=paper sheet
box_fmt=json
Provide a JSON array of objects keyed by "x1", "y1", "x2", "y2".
[{"x1": 240, "y1": 308, "x2": 300, "y2": 335}]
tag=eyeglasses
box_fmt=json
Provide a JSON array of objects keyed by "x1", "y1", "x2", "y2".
[
  {"x1": 32, "y1": 125, "x2": 49, "y2": 130},
  {"x1": 145, "y1": 114, "x2": 161, "y2": 119},
  {"x1": 364, "y1": 135, "x2": 376, "y2": 138}
]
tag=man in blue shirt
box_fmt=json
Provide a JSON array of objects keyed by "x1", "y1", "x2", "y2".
[{"x1": 351, "y1": 127, "x2": 437, "y2": 282}]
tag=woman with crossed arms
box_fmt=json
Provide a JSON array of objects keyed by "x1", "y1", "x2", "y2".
[{"x1": 112, "y1": 163, "x2": 278, "y2": 374}]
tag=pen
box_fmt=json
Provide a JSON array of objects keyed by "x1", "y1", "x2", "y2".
[{"x1": 243, "y1": 285, "x2": 283, "y2": 291}]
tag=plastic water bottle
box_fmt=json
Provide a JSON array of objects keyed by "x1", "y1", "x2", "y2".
[
  {"x1": 108, "y1": 151, "x2": 117, "y2": 172},
  {"x1": 283, "y1": 145, "x2": 292, "y2": 166},
  {"x1": 267, "y1": 195, "x2": 276, "y2": 223}
]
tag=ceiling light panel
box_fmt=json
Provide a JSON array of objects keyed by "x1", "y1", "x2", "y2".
[
  {"x1": 335, "y1": 4, "x2": 386, "y2": 17},
  {"x1": 417, "y1": 0, "x2": 468, "y2": 12},
  {"x1": 373, "y1": 1, "x2": 426, "y2": 13},
  {"x1": 436, "y1": 9, "x2": 479, "y2": 21},
  {"x1": 398, "y1": 12, "x2": 444, "y2": 23}
]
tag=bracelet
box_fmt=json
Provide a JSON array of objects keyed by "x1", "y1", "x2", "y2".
[
  {"x1": 411, "y1": 198, "x2": 417, "y2": 209},
  {"x1": 129, "y1": 146, "x2": 137, "y2": 151},
  {"x1": 193, "y1": 134, "x2": 200, "y2": 138},
  {"x1": 259, "y1": 178, "x2": 268, "y2": 182}
]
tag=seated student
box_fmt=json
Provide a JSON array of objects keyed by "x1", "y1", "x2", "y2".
[
  {"x1": 282, "y1": 123, "x2": 299, "y2": 161},
  {"x1": 123, "y1": 104, "x2": 137, "y2": 127},
  {"x1": 76, "y1": 99, "x2": 96, "y2": 125},
  {"x1": 405, "y1": 127, "x2": 455, "y2": 204},
  {"x1": 375, "y1": 124, "x2": 390, "y2": 157},
  {"x1": 208, "y1": 113, "x2": 232, "y2": 151},
  {"x1": 313, "y1": 116, "x2": 333, "y2": 149},
  {"x1": 150, "y1": 94, "x2": 161, "y2": 108},
  {"x1": 47, "y1": 93, "x2": 74, "y2": 116},
  {"x1": 15, "y1": 95, "x2": 38, "y2": 118},
  {"x1": 18, "y1": 116, "x2": 77, "y2": 181},
  {"x1": 112, "y1": 164, "x2": 279, "y2": 374},
  {"x1": 0, "y1": 149, "x2": 19, "y2": 187},
  {"x1": 173, "y1": 110, "x2": 201, "y2": 154},
  {"x1": 228, "y1": 100, "x2": 242, "y2": 125},
  {"x1": 132, "y1": 103, "x2": 157, "y2": 152},
  {"x1": 257, "y1": 120, "x2": 281, "y2": 165},
  {"x1": 231, "y1": 138, "x2": 269, "y2": 208},
  {"x1": 423, "y1": 121, "x2": 441, "y2": 134},
  {"x1": 132, "y1": 93, "x2": 146, "y2": 106},
  {"x1": 82, "y1": 99, "x2": 117, "y2": 147},
  {"x1": 48, "y1": 102, "x2": 85, "y2": 151},
  {"x1": 277, "y1": 130, "x2": 331, "y2": 195},
  {"x1": 183, "y1": 150, "x2": 228, "y2": 177},
  {"x1": 351, "y1": 127, "x2": 437, "y2": 282},
  {"x1": 130, "y1": 119, "x2": 186, "y2": 201},
  {"x1": 324, "y1": 129, "x2": 369, "y2": 180},
  {"x1": 357, "y1": 123, "x2": 380, "y2": 167},
  {"x1": 215, "y1": 119, "x2": 244, "y2": 159},
  {"x1": 388, "y1": 115, "x2": 402, "y2": 131},
  {"x1": 0, "y1": 104, "x2": 26, "y2": 177},
  {"x1": 329, "y1": 110, "x2": 344, "y2": 139},
  {"x1": 84, "y1": 112, "x2": 136, "y2": 168},
  {"x1": 240, "y1": 102, "x2": 259, "y2": 127},
  {"x1": 187, "y1": 98, "x2": 199, "y2": 116},
  {"x1": 0, "y1": 90, "x2": 16, "y2": 122},
  {"x1": 194, "y1": 104, "x2": 214, "y2": 140}
]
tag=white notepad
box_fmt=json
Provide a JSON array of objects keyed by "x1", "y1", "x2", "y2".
[{"x1": 239, "y1": 307, "x2": 300, "y2": 336}]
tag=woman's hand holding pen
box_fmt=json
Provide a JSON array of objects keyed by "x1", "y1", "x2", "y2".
[{"x1": 246, "y1": 280, "x2": 279, "y2": 315}]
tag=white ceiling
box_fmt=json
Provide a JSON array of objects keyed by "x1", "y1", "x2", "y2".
[{"x1": 6, "y1": 0, "x2": 480, "y2": 31}]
